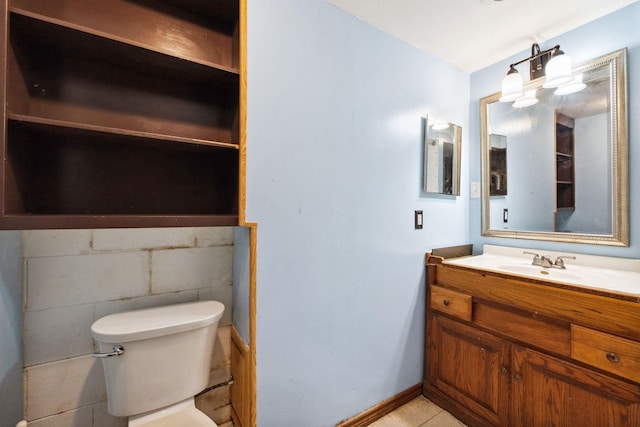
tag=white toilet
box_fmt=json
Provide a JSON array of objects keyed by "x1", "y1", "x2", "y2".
[{"x1": 91, "y1": 300, "x2": 225, "y2": 427}]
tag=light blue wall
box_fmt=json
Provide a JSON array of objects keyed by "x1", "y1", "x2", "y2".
[
  {"x1": 0, "y1": 231, "x2": 23, "y2": 427},
  {"x1": 470, "y1": 2, "x2": 640, "y2": 257},
  {"x1": 246, "y1": 0, "x2": 469, "y2": 424},
  {"x1": 232, "y1": 226, "x2": 251, "y2": 344}
]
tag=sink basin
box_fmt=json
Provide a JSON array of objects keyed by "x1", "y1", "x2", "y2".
[
  {"x1": 443, "y1": 245, "x2": 640, "y2": 298},
  {"x1": 496, "y1": 264, "x2": 582, "y2": 281}
]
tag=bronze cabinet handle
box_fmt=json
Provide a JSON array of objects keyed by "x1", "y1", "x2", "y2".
[
  {"x1": 443, "y1": 299, "x2": 450, "y2": 307},
  {"x1": 606, "y1": 352, "x2": 620, "y2": 363}
]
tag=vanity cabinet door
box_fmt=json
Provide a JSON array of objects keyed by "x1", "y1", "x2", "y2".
[
  {"x1": 512, "y1": 345, "x2": 640, "y2": 427},
  {"x1": 427, "y1": 314, "x2": 510, "y2": 426}
]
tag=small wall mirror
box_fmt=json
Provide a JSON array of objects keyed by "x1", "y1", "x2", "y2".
[
  {"x1": 424, "y1": 116, "x2": 461, "y2": 196},
  {"x1": 480, "y1": 49, "x2": 628, "y2": 246}
]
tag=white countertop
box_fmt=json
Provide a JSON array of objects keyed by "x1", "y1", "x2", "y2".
[{"x1": 444, "y1": 245, "x2": 640, "y2": 298}]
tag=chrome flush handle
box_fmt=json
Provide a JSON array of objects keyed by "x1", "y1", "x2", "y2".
[{"x1": 92, "y1": 345, "x2": 125, "y2": 358}]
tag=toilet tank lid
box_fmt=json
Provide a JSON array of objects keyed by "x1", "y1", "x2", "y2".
[{"x1": 91, "y1": 300, "x2": 225, "y2": 343}]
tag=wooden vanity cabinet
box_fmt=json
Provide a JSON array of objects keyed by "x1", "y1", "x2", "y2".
[
  {"x1": 512, "y1": 346, "x2": 640, "y2": 427},
  {"x1": 1, "y1": 0, "x2": 242, "y2": 228},
  {"x1": 424, "y1": 261, "x2": 640, "y2": 427},
  {"x1": 428, "y1": 313, "x2": 510, "y2": 426}
]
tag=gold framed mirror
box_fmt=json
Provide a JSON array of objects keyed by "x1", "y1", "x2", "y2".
[{"x1": 480, "y1": 48, "x2": 628, "y2": 246}]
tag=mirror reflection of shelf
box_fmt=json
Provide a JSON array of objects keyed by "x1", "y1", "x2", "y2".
[
  {"x1": 555, "y1": 113, "x2": 575, "y2": 211},
  {"x1": 489, "y1": 134, "x2": 507, "y2": 196}
]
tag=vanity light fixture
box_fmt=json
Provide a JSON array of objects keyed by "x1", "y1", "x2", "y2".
[
  {"x1": 499, "y1": 66, "x2": 524, "y2": 102},
  {"x1": 512, "y1": 90, "x2": 538, "y2": 108},
  {"x1": 542, "y1": 47, "x2": 573, "y2": 88},
  {"x1": 554, "y1": 73, "x2": 586, "y2": 95},
  {"x1": 499, "y1": 43, "x2": 574, "y2": 103}
]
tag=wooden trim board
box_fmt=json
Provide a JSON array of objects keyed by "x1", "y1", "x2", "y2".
[
  {"x1": 238, "y1": 0, "x2": 247, "y2": 225},
  {"x1": 335, "y1": 384, "x2": 422, "y2": 427},
  {"x1": 236, "y1": 1, "x2": 256, "y2": 426},
  {"x1": 430, "y1": 244, "x2": 473, "y2": 260},
  {"x1": 230, "y1": 325, "x2": 251, "y2": 427}
]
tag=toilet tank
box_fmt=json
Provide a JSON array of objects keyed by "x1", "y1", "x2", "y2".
[{"x1": 91, "y1": 301, "x2": 225, "y2": 417}]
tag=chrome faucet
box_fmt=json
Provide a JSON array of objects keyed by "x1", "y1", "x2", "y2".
[
  {"x1": 523, "y1": 251, "x2": 575, "y2": 269},
  {"x1": 523, "y1": 251, "x2": 551, "y2": 267},
  {"x1": 553, "y1": 256, "x2": 576, "y2": 269}
]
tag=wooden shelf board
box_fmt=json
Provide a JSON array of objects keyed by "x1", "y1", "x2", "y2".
[
  {"x1": 0, "y1": 214, "x2": 239, "y2": 230},
  {"x1": 8, "y1": 114, "x2": 239, "y2": 150},
  {"x1": 10, "y1": 3, "x2": 239, "y2": 75}
]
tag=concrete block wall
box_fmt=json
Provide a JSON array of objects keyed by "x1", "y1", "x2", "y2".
[{"x1": 21, "y1": 227, "x2": 235, "y2": 427}]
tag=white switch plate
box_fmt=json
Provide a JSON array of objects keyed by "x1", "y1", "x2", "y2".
[{"x1": 471, "y1": 182, "x2": 480, "y2": 198}]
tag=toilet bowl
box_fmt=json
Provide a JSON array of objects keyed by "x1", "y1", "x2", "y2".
[{"x1": 91, "y1": 300, "x2": 225, "y2": 426}]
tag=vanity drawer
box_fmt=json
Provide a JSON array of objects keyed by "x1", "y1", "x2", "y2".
[
  {"x1": 430, "y1": 286, "x2": 472, "y2": 321},
  {"x1": 571, "y1": 324, "x2": 640, "y2": 383}
]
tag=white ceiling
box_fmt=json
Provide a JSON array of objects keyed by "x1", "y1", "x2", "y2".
[{"x1": 324, "y1": 0, "x2": 639, "y2": 72}]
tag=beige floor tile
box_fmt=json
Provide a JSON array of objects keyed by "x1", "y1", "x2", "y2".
[
  {"x1": 385, "y1": 396, "x2": 443, "y2": 426},
  {"x1": 368, "y1": 413, "x2": 401, "y2": 427},
  {"x1": 419, "y1": 410, "x2": 467, "y2": 427},
  {"x1": 366, "y1": 396, "x2": 466, "y2": 427}
]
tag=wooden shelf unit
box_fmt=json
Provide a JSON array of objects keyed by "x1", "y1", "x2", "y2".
[{"x1": 2, "y1": 0, "x2": 241, "y2": 228}]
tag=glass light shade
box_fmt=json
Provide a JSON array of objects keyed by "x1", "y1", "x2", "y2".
[
  {"x1": 499, "y1": 71, "x2": 523, "y2": 102},
  {"x1": 543, "y1": 53, "x2": 573, "y2": 87},
  {"x1": 554, "y1": 74, "x2": 586, "y2": 95},
  {"x1": 513, "y1": 90, "x2": 538, "y2": 108}
]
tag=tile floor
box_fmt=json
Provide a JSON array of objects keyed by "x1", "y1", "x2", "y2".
[{"x1": 368, "y1": 395, "x2": 467, "y2": 427}]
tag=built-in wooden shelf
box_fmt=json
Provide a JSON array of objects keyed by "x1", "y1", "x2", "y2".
[
  {"x1": 8, "y1": 114, "x2": 239, "y2": 150},
  {"x1": 11, "y1": 0, "x2": 240, "y2": 73},
  {"x1": 2, "y1": 0, "x2": 241, "y2": 229}
]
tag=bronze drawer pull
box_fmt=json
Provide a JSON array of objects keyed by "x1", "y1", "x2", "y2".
[
  {"x1": 606, "y1": 352, "x2": 620, "y2": 363},
  {"x1": 443, "y1": 299, "x2": 450, "y2": 307}
]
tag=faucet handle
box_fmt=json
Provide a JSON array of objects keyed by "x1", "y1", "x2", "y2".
[
  {"x1": 523, "y1": 251, "x2": 541, "y2": 265},
  {"x1": 554, "y1": 255, "x2": 576, "y2": 269}
]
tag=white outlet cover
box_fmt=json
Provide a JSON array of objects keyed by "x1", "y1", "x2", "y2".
[{"x1": 471, "y1": 182, "x2": 480, "y2": 198}]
